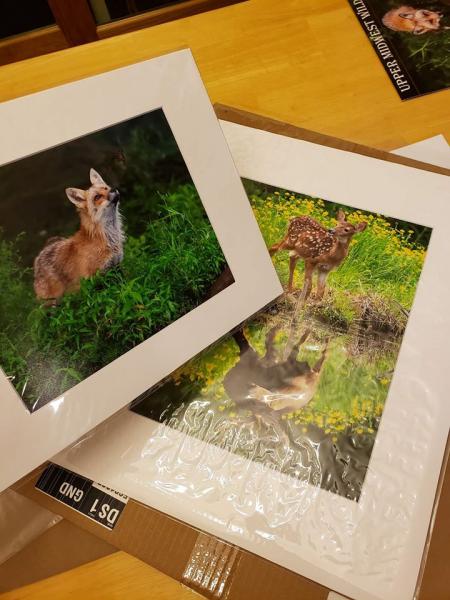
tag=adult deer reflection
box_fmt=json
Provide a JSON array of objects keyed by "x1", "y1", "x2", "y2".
[{"x1": 223, "y1": 326, "x2": 328, "y2": 414}]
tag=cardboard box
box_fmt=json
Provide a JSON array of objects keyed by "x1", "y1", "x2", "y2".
[
  {"x1": 0, "y1": 520, "x2": 116, "y2": 593},
  {"x1": 14, "y1": 107, "x2": 450, "y2": 600}
]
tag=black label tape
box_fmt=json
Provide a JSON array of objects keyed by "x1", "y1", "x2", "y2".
[{"x1": 36, "y1": 463, "x2": 128, "y2": 530}]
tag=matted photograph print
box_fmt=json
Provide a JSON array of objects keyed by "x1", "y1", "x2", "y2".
[
  {"x1": 134, "y1": 180, "x2": 431, "y2": 501},
  {"x1": 0, "y1": 52, "x2": 282, "y2": 494},
  {"x1": 349, "y1": 0, "x2": 450, "y2": 99},
  {"x1": 0, "y1": 109, "x2": 230, "y2": 411}
]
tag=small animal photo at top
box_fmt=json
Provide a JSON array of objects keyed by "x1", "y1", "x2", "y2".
[
  {"x1": 382, "y1": 5, "x2": 448, "y2": 34},
  {"x1": 133, "y1": 180, "x2": 432, "y2": 501},
  {"x1": 349, "y1": 0, "x2": 450, "y2": 97},
  {"x1": 0, "y1": 109, "x2": 231, "y2": 411}
]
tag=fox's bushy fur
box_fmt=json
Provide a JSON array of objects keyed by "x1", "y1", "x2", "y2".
[{"x1": 34, "y1": 168, "x2": 124, "y2": 302}]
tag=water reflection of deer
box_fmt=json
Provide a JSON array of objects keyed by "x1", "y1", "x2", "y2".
[{"x1": 223, "y1": 325, "x2": 328, "y2": 415}]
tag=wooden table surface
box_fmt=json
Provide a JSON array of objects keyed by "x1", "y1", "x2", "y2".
[
  {"x1": 0, "y1": 552, "x2": 199, "y2": 600},
  {"x1": 1, "y1": 0, "x2": 448, "y2": 598},
  {"x1": 0, "y1": 0, "x2": 449, "y2": 148}
]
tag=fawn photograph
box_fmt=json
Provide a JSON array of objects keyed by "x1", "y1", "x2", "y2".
[
  {"x1": 349, "y1": 0, "x2": 450, "y2": 98},
  {"x1": 0, "y1": 109, "x2": 230, "y2": 411},
  {"x1": 133, "y1": 179, "x2": 431, "y2": 502}
]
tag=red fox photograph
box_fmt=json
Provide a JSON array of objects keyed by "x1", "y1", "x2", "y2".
[
  {"x1": 0, "y1": 109, "x2": 231, "y2": 411},
  {"x1": 133, "y1": 181, "x2": 431, "y2": 501},
  {"x1": 382, "y1": 5, "x2": 447, "y2": 34},
  {"x1": 34, "y1": 168, "x2": 124, "y2": 303},
  {"x1": 349, "y1": 0, "x2": 450, "y2": 98}
]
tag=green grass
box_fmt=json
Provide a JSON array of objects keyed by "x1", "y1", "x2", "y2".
[
  {"x1": 248, "y1": 186, "x2": 427, "y2": 310},
  {"x1": 383, "y1": 29, "x2": 450, "y2": 94},
  {"x1": 0, "y1": 184, "x2": 226, "y2": 408}
]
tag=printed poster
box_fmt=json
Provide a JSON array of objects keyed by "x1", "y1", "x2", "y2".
[{"x1": 349, "y1": 0, "x2": 450, "y2": 99}]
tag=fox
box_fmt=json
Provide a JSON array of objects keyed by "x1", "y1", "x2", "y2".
[
  {"x1": 382, "y1": 6, "x2": 448, "y2": 34},
  {"x1": 34, "y1": 168, "x2": 124, "y2": 303}
]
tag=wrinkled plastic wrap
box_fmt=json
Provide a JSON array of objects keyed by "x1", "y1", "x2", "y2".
[
  {"x1": 56, "y1": 329, "x2": 448, "y2": 600},
  {"x1": 53, "y1": 131, "x2": 450, "y2": 600}
]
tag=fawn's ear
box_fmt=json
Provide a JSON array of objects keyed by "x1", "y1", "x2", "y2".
[
  {"x1": 337, "y1": 209, "x2": 346, "y2": 222},
  {"x1": 66, "y1": 188, "x2": 86, "y2": 208},
  {"x1": 356, "y1": 221, "x2": 368, "y2": 232},
  {"x1": 90, "y1": 168, "x2": 106, "y2": 187}
]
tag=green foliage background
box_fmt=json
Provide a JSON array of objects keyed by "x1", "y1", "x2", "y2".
[{"x1": 0, "y1": 113, "x2": 227, "y2": 409}]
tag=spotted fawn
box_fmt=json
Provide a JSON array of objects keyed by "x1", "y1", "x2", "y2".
[{"x1": 269, "y1": 210, "x2": 367, "y2": 300}]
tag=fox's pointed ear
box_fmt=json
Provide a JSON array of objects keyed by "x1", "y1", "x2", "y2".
[
  {"x1": 66, "y1": 188, "x2": 86, "y2": 207},
  {"x1": 337, "y1": 209, "x2": 346, "y2": 222},
  {"x1": 90, "y1": 168, "x2": 106, "y2": 187}
]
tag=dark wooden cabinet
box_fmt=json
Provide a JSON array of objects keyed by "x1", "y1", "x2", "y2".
[{"x1": 0, "y1": 0, "x2": 244, "y2": 65}]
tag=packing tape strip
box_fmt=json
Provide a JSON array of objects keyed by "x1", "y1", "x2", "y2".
[{"x1": 182, "y1": 532, "x2": 240, "y2": 598}]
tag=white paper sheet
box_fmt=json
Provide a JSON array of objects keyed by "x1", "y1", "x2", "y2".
[{"x1": 395, "y1": 134, "x2": 449, "y2": 169}]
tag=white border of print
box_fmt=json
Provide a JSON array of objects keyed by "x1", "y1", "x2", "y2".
[
  {"x1": 0, "y1": 52, "x2": 282, "y2": 492},
  {"x1": 56, "y1": 124, "x2": 450, "y2": 600}
]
